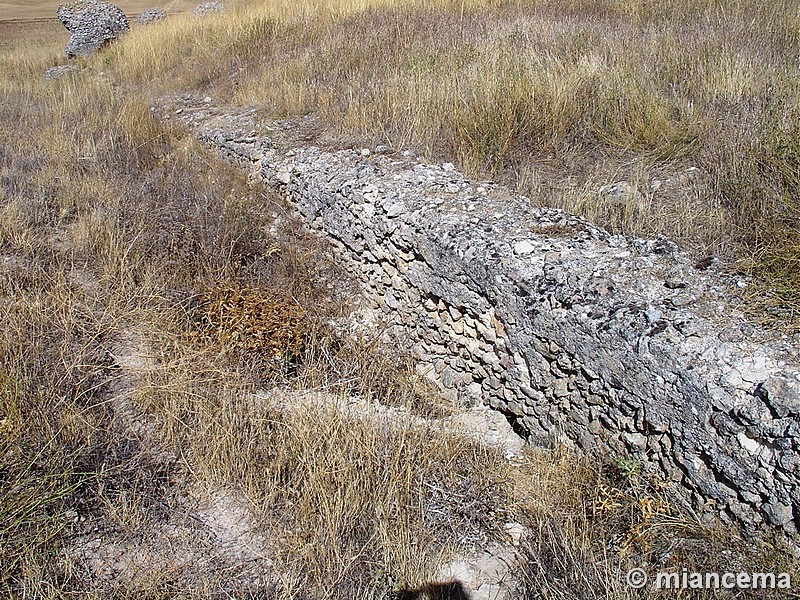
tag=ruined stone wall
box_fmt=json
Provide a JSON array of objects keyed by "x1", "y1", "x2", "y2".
[{"x1": 174, "y1": 98, "x2": 800, "y2": 537}]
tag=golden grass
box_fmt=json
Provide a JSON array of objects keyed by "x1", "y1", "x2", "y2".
[
  {"x1": 100, "y1": 0, "x2": 800, "y2": 321},
  {"x1": 1, "y1": 4, "x2": 799, "y2": 598}
]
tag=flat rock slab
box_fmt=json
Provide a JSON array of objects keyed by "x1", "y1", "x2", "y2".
[{"x1": 44, "y1": 64, "x2": 80, "y2": 79}]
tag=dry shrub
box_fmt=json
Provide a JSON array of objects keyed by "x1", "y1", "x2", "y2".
[
  {"x1": 191, "y1": 285, "x2": 308, "y2": 364},
  {"x1": 513, "y1": 449, "x2": 798, "y2": 600}
]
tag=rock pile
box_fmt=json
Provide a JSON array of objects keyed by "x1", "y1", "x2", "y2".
[
  {"x1": 57, "y1": 0, "x2": 129, "y2": 58},
  {"x1": 133, "y1": 7, "x2": 167, "y2": 25},
  {"x1": 193, "y1": 2, "x2": 225, "y2": 16},
  {"x1": 161, "y1": 96, "x2": 800, "y2": 539},
  {"x1": 44, "y1": 64, "x2": 79, "y2": 79}
]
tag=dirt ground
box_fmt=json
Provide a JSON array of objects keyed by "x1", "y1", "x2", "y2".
[{"x1": 0, "y1": 19, "x2": 65, "y2": 50}]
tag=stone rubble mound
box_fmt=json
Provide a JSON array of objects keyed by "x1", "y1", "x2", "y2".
[
  {"x1": 57, "y1": 0, "x2": 129, "y2": 58},
  {"x1": 133, "y1": 7, "x2": 167, "y2": 25},
  {"x1": 193, "y1": 1, "x2": 225, "y2": 16},
  {"x1": 44, "y1": 64, "x2": 80, "y2": 79},
  {"x1": 159, "y1": 95, "x2": 800, "y2": 540}
]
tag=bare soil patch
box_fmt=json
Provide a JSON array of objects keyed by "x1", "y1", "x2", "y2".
[{"x1": 0, "y1": 19, "x2": 65, "y2": 49}]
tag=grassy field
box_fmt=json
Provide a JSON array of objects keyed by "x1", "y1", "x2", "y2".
[
  {"x1": 102, "y1": 0, "x2": 800, "y2": 324},
  {"x1": 1, "y1": 0, "x2": 799, "y2": 598}
]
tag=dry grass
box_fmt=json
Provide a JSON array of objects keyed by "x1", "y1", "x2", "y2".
[
  {"x1": 1, "y1": 3, "x2": 799, "y2": 599},
  {"x1": 102, "y1": 0, "x2": 800, "y2": 322},
  {"x1": 0, "y1": 27, "x2": 512, "y2": 597}
]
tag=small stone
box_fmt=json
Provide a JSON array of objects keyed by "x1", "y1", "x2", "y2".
[
  {"x1": 441, "y1": 367, "x2": 457, "y2": 387},
  {"x1": 588, "y1": 419, "x2": 604, "y2": 434},
  {"x1": 465, "y1": 338, "x2": 482, "y2": 357},
  {"x1": 442, "y1": 162, "x2": 455, "y2": 172},
  {"x1": 598, "y1": 181, "x2": 643, "y2": 208},
  {"x1": 761, "y1": 373, "x2": 800, "y2": 417},
  {"x1": 374, "y1": 145, "x2": 388, "y2": 154},
  {"x1": 361, "y1": 203, "x2": 376, "y2": 219},
  {"x1": 733, "y1": 430, "x2": 761, "y2": 457},
  {"x1": 763, "y1": 502, "x2": 793, "y2": 526},
  {"x1": 133, "y1": 7, "x2": 166, "y2": 24},
  {"x1": 482, "y1": 350, "x2": 500, "y2": 368},
  {"x1": 466, "y1": 382, "x2": 483, "y2": 400},
  {"x1": 484, "y1": 377, "x2": 503, "y2": 391},
  {"x1": 360, "y1": 148, "x2": 371, "y2": 157},
  {"x1": 664, "y1": 278, "x2": 687, "y2": 290},
  {"x1": 488, "y1": 394, "x2": 508, "y2": 410},
  {"x1": 384, "y1": 289, "x2": 399, "y2": 310},
  {"x1": 622, "y1": 432, "x2": 648, "y2": 450},
  {"x1": 384, "y1": 199, "x2": 406, "y2": 218},
  {"x1": 513, "y1": 240, "x2": 536, "y2": 256},
  {"x1": 44, "y1": 64, "x2": 79, "y2": 79},
  {"x1": 553, "y1": 379, "x2": 569, "y2": 398},
  {"x1": 519, "y1": 386, "x2": 542, "y2": 401},
  {"x1": 644, "y1": 307, "x2": 662, "y2": 323}
]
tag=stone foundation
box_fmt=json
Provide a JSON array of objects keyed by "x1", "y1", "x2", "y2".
[{"x1": 168, "y1": 97, "x2": 800, "y2": 537}]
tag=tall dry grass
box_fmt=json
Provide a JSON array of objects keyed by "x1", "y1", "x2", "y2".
[
  {"x1": 0, "y1": 31, "x2": 516, "y2": 597},
  {"x1": 2, "y1": 3, "x2": 799, "y2": 598},
  {"x1": 104, "y1": 0, "x2": 800, "y2": 321}
]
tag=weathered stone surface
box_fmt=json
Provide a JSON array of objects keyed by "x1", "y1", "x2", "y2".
[
  {"x1": 44, "y1": 64, "x2": 79, "y2": 79},
  {"x1": 57, "y1": 0, "x2": 129, "y2": 58},
  {"x1": 193, "y1": 1, "x2": 225, "y2": 15},
  {"x1": 597, "y1": 181, "x2": 644, "y2": 209},
  {"x1": 133, "y1": 7, "x2": 166, "y2": 25},
  {"x1": 160, "y1": 95, "x2": 800, "y2": 539}
]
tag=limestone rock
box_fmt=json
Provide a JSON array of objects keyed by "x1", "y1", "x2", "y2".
[
  {"x1": 598, "y1": 181, "x2": 644, "y2": 208},
  {"x1": 761, "y1": 373, "x2": 800, "y2": 417},
  {"x1": 133, "y1": 7, "x2": 166, "y2": 25},
  {"x1": 57, "y1": 0, "x2": 129, "y2": 58},
  {"x1": 193, "y1": 1, "x2": 225, "y2": 15},
  {"x1": 44, "y1": 64, "x2": 79, "y2": 79}
]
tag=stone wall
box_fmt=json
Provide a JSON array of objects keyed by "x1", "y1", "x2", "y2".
[{"x1": 169, "y1": 97, "x2": 800, "y2": 537}]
